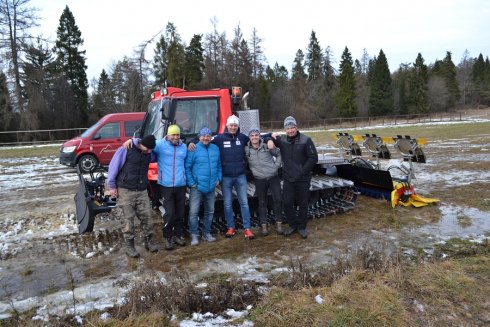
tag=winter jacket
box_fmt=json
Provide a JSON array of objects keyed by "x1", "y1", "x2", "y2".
[
  {"x1": 272, "y1": 131, "x2": 318, "y2": 182},
  {"x1": 153, "y1": 137, "x2": 187, "y2": 187},
  {"x1": 107, "y1": 140, "x2": 151, "y2": 190},
  {"x1": 185, "y1": 142, "x2": 222, "y2": 193},
  {"x1": 211, "y1": 131, "x2": 249, "y2": 177},
  {"x1": 245, "y1": 139, "x2": 282, "y2": 180}
]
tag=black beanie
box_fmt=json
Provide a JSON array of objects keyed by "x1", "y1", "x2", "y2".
[{"x1": 141, "y1": 135, "x2": 156, "y2": 149}]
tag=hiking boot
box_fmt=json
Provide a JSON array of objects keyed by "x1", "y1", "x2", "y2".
[
  {"x1": 144, "y1": 234, "x2": 159, "y2": 252},
  {"x1": 298, "y1": 228, "x2": 308, "y2": 239},
  {"x1": 225, "y1": 228, "x2": 236, "y2": 238},
  {"x1": 244, "y1": 229, "x2": 255, "y2": 239},
  {"x1": 164, "y1": 237, "x2": 174, "y2": 251},
  {"x1": 283, "y1": 227, "x2": 297, "y2": 236},
  {"x1": 276, "y1": 222, "x2": 284, "y2": 235},
  {"x1": 202, "y1": 233, "x2": 217, "y2": 242},
  {"x1": 190, "y1": 234, "x2": 199, "y2": 246},
  {"x1": 125, "y1": 238, "x2": 140, "y2": 258},
  {"x1": 173, "y1": 235, "x2": 186, "y2": 247},
  {"x1": 261, "y1": 224, "x2": 269, "y2": 237}
]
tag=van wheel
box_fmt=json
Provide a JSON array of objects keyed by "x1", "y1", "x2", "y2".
[{"x1": 78, "y1": 155, "x2": 98, "y2": 173}]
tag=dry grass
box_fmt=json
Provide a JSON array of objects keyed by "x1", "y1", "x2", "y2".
[
  {"x1": 252, "y1": 249, "x2": 489, "y2": 327},
  {"x1": 0, "y1": 144, "x2": 59, "y2": 159}
]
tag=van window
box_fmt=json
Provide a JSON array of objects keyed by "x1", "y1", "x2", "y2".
[
  {"x1": 93, "y1": 122, "x2": 120, "y2": 139},
  {"x1": 125, "y1": 120, "x2": 141, "y2": 137},
  {"x1": 81, "y1": 121, "x2": 100, "y2": 138}
]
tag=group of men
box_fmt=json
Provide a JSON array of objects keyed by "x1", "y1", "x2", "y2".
[{"x1": 108, "y1": 114, "x2": 318, "y2": 258}]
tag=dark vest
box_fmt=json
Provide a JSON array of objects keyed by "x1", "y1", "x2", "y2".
[{"x1": 116, "y1": 147, "x2": 151, "y2": 191}]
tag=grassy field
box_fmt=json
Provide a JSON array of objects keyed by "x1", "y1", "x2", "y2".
[{"x1": 0, "y1": 144, "x2": 60, "y2": 159}]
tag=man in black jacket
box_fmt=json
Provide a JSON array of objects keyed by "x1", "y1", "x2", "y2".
[
  {"x1": 271, "y1": 116, "x2": 318, "y2": 239},
  {"x1": 108, "y1": 135, "x2": 158, "y2": 257}
]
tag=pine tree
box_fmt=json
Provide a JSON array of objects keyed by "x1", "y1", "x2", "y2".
[
  {"x1": 92, "y1": 69, "x2": 114, "y2": 117},
  {"x1": 164, "y1": 23, "x2": 186, "y2": 88},
  {"x1": 322, "y1": 46, "x2": 337, "y2": 118},
  {"x1": 291, "y1": 49, "x2": 307, "y2": 80},
  {"x1": 22, "y1": 38, "x2": 55, "y2": 129},
  {"x1": 54, "y1": 5, "x2": 89, "y2": 124},
  {"x1": 335, "y1": 46, "x2": 357, "y2": 118},
  {"x1": 291, "y1": 49, "x2": 307, "y2": 118},
  {"x1": 153, "y1": 35, "x2": 168, "y2": 87},
  {"x1": 184, "y1": 34, "x2": 204, "y2": 89},
  {"x1": 432, "y1": 51, "x2": 460, "y2": 110},
  {"x1": 408, "y1": 53, "x2": 429, "y2": 114},
  {"x1": 305, "y1": 30, "x2": 323, "y2": 81},
  {"x1": 368, "y1": 49, "x2": 393, "y2": 116}
]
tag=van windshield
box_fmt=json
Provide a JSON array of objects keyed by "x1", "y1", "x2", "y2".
[{"x1": 81, "y1": 121, "x2": 101, "y2": 138}]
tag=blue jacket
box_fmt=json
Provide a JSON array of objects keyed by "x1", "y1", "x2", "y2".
[
  {"x1": 185, "y1": 142, "x2": 222, "y2": 193},
  {"x1": 212, "y1": 131, "x2": 249, "y2": 177},
  {"x1": 153, "y1": 137, "x2": 187, "y2": 187}
]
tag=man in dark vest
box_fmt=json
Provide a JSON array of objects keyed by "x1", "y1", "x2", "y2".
[{"x1": 108, "y1": 134, "x2": 158, "y2": 258}]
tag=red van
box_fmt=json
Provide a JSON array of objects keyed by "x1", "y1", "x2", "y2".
[{"x1": 60, "y1": 112, "x2": 145, "y2": 173}]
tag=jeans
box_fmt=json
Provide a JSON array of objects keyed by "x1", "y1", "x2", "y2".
[
  {"x1": 188, "y1": 186, "x2": 216, "y2": 235},
  {"x1": 283, "y1": 180, "x2": 310, "y2": 230},
  {"x1": 222, "y1": 174, "x2": 251, "y2": 229},
  {"x1": 254, "y1": 175, "x2": 283, "y2": 224}
]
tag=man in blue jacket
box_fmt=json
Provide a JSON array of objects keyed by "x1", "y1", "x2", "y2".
[
  {"x1": 153, "y1": 124, "x2": 188, "y2": 250},
  {"x1": 185, "y1": 127, "x2": 222, "y2": 246},
  {"x1": 211, "y1": 115, "x2": 254, "y2": 238},
  {"x1": 108, "y1": 134, "x2": 158, "y2": 258}
]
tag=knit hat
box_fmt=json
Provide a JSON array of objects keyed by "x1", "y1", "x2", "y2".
[
  {"x1": 283, "y1": 116, "x2": 297, "y2": 128},
  {"x1": 198, "y1": 127, "x2": 212, "y2": 137},
  {"x1": 167, "y1": 124, "x2": 181, "y2": 135},
  {"x1": 140, "y1": 134, "x2": 156, "y2": 149},
  {"x1": 226, "y1": 115, "x2": 240, "y2": 126},
  {"x1": 248, "y1": 127, "x2": 260, "y2": 136}
]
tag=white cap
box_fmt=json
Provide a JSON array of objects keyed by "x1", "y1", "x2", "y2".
[{"x1": 226, "y1": 115, "x2": 239, "y2": 126}]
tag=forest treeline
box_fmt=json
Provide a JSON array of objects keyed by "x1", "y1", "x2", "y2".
[{"x1": 1, "y1": 1, "x2": 490, "y2": 142}]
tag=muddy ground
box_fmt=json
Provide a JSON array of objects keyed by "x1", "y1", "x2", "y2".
[{"x1": 0, "y1": 113, "x2": 489, "y2": 319}]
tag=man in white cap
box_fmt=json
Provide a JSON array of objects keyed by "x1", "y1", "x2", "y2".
[
  {"x1": 271, "y1": 116, "x2": 318, "y2": 239},
  {"x1": 189, "y1": 114, "x2": 273, "y2": 239}
]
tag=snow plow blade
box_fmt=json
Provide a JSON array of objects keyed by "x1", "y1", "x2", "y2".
[{"x1": 74, "y1": 167, "x2": 115, "y2": 234}]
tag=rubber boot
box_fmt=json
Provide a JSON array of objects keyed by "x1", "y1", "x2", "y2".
[
  {"x1": 261, "y1": 224, "x2": 269, "y2": 237},
  {"x1": 164, "y1": 237, "x2": 174, "y2": 251},
  {"x1": 144, "y1": 234, "x2": 159, "y2": 252},
  {"x1": 276, "y1": 222, "x2": 283, "y2": 235},
  {"x1": 125, "y1": 238, "x2": 140, "y2": 258}
]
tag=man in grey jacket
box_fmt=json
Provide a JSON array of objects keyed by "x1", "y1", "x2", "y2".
[{"x1": 245, "y1": 128, "x2": 283, "y2": 236}]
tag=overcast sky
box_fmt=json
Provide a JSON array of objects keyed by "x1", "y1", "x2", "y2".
[{"x1": 30, "y1": 0, "x2": 490, "y2": 83}]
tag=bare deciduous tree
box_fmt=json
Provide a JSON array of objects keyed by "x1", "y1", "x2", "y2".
[{"x1": 0, "y1": 0, "x2": 38, "y2": 112}]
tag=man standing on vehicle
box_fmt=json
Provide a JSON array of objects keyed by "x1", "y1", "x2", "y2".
[
  {"x1": 271, "y1": 116, "x2": 318, "y2": 239},
  {"x1": 108, "y1": 134, "x2": 159, "y2": 258},
  {"x1": 245, "y1": 127, "x2": 284, "y2": 236},
  {"x1": 153, "y1": 124, "x2": 188, "y2": 250},
  {"x1": 185, "y1": 127, "x2": 222, "y2": 245}
]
